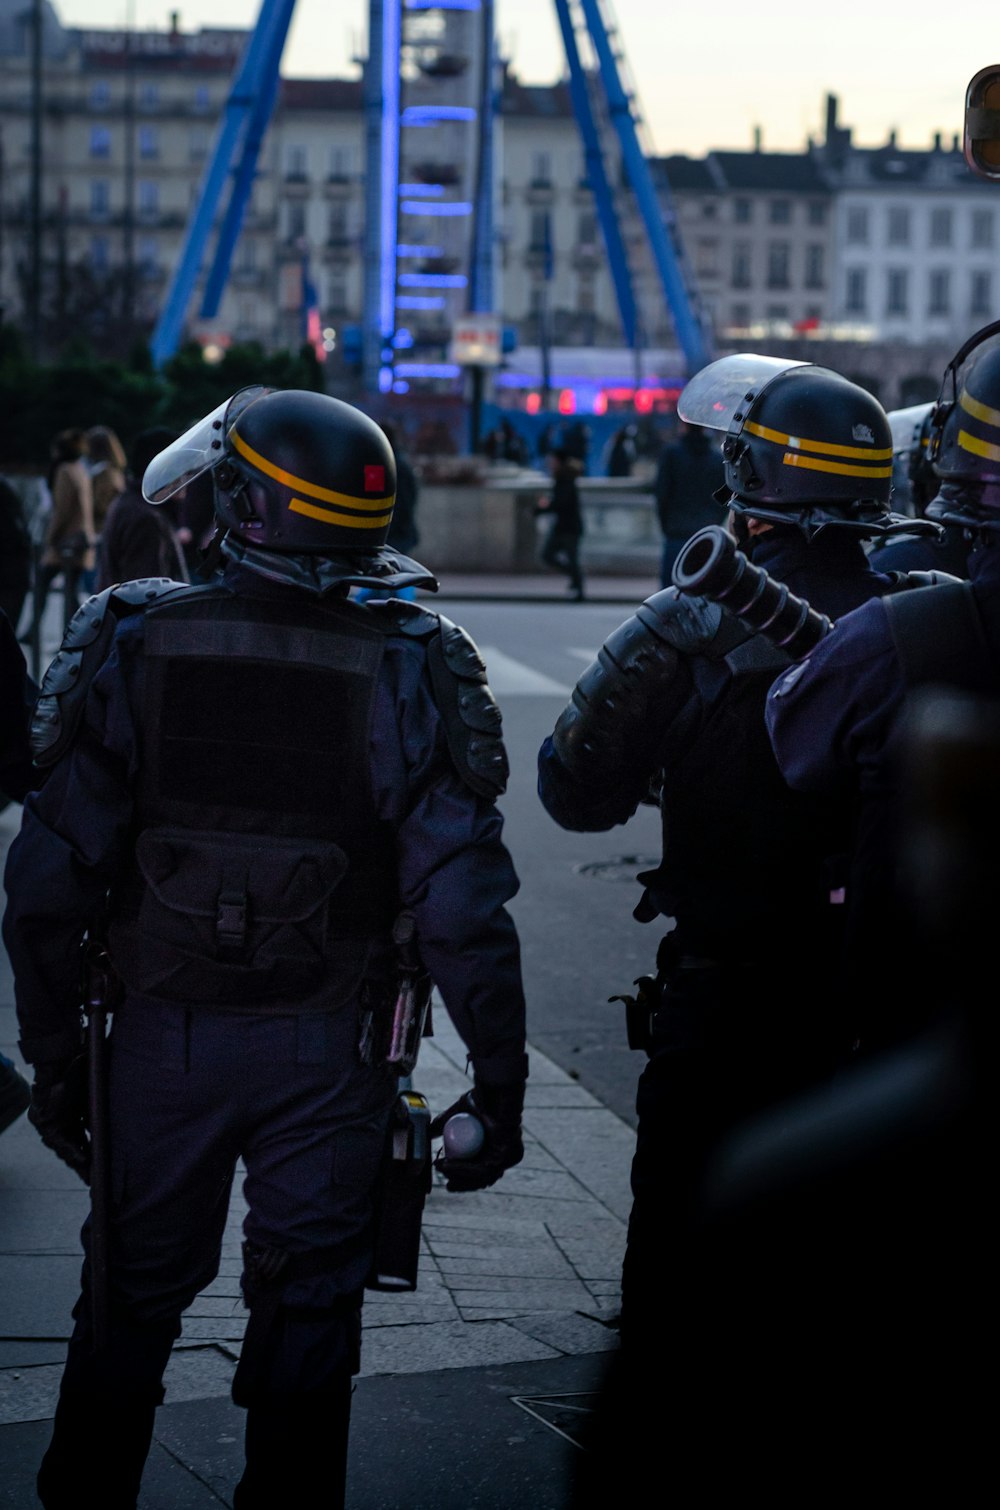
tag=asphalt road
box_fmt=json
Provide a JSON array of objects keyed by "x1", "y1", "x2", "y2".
[{"x1": 440, "y1": 598, "x2": 663, "y2": 1129}]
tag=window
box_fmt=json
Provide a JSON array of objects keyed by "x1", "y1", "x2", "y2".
[
  {"x1": 732, "y1": 242, "x2": 752, "y2": 288},
  {"x1": 286, "y1": 145, "x2": 308, "y2": 180},
  {"x1": 701, "y1": 201, "x2": 718, "y2": 219},
  {"x1": 531, "y1": 151, "x2": 552, "y2": 184},
  {"x1": 769, "y1": 199, "x2": 791, "y2": 225},
  {"x1": 328, "y1": 280, "x2": 348, "y2": 311},
  {"x1": 139, "y1": 84, "x2": 160, "y2": 110},
  {"x1": 138, "y1": 236, "x2": 159, "y2": 278},
  {"x1": 287, "y1": 202, "x2": 306, "y2": 239},
  {"x1": 329, "y1": 146, "x2": 352, "y2": 179},
  {"x1": 886, "y1": 268, "x2": 909, "y2": 316},
  {"x1": 89, "y1": 126, "x2": 111, "y2": 160},
  {"x1": 766, "y1": 305, "x2": 789, "y2": 323},
  {"x1": 729, "y1": 303, "x2": 750, "y2": 328},
  {"x1": 138, "y1": 126, "x2": 158, "y2": 161},
  {"x1": 928, "y1": 269, "x2": 951, "y2": 316},
  {"x1": 530, "y1": 211, "x2": 550, "y2": 248},
  {"x1": 239, "y1": 299, "x2": 257, "y2": 330},
  {"x1": 971, "y1": 209, "x2": 994, "y2": 249},
  {"x1": 971, "y1": 269, "x2": 992, "y2": 317},
  {"x1": 577, "y1": 211, "x2": 597, "y2": 246},
  {"x1": 89, "y1": 81, "x2": 111, "y2": 111},
  {"x1": 696, "y1": 238, "x2": 719, "y2": 278},
  {"x1": 190, "y1": 128, "x2": 209, "y2": 163},
  {"x1": 804, "y1": 245, "x2": 825, "y2": 289},
  {"x1": 929, "y1": 207, "x2": 952, "y2": 247},
  {"x1": 733, "y1": 198, "x2": 752, "y2": 224},
  {"x1": 193, "y1": 85, "x2": 211, "y2": 113},
  {"x1": 137, "y1": 180, "x2": 159, "y2": 219},
  {"x1": 327, "y1": 205, "x2": 347, "y2": 240},
  {"x1": 90, "y1": 180, "x2": 110, "y2": 219},
  {"x1": 845, "y1": 267, "x2": 867, "y2": 314},
  {"x1": 846, "y1": 206, "x2": 869, "y2": 244},
  {"x1": 237, "y1": 238, "x2": 257, "y2": 272},
  {"x1": 767, "y1": 242, "x2": 790, "y2": 289},
  {"x1": 807, "y1": 201, "x2": 827, "y2": 226},
  {"x1": 887, "y1": 206, "x2": 910, "y2": 245},
  {"x1": 89, "y1": 236, "x2": 109, "y2": 272}
]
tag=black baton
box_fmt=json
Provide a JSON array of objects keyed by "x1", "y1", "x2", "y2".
[{"x1": 82, "y1": 940, "x2": 117, "y2": 1352}]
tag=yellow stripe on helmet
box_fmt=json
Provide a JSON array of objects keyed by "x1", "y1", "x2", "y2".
[
  {"x1": 745, "y1": 420, "x2": 893, "y2": 462},
  {"x1": 288, "y1": 496, "x2": 393, "y2": 529},
  {"x1": 957, "y1": 427, "x2": 1000, "y2": 464},
  {"x1": 960, "y1": 388, "x2": 1000, "y2": 430},
  {"x1": 231, "y1": 430, "x2": 393, "y2": 514},
  {"x1": 782, "y1": 454, "x2": 893, "y2": 480}
]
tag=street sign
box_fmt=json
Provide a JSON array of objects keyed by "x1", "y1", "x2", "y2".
[{"x1": 449, "y1": 313, "x2": 502, "y2": 367}]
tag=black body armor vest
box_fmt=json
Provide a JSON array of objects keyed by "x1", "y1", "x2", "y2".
[{"x1": 108, "y1": 584, "x2": 399, "y2": 1009}]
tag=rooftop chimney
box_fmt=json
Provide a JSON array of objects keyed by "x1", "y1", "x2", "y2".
[{"x1": 753, "y1": 125, "x2": 762, "y2": 152}]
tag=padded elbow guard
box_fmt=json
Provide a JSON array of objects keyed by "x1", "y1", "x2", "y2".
[{"x1": 551, "y1": 588, "x2": 719, "y2": 785}]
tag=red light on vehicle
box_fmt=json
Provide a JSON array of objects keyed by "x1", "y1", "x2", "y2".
[{"x1": 557, "y1": 389, "x2": 576, "y2": 415}]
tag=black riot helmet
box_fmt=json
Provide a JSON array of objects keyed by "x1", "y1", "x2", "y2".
[
  {"x1": 678, "y1": 353, "x2": 898, "y2": 537},
  {"x1": 143, "y1": 387, "x2": 397, "y2": 553},
  {"x1": 926, "y1": 319, "x2": 1000, "y2": 530}
]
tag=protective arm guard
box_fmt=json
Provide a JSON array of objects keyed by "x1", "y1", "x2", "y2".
[
  {"x1": 541, "y1": 588, "x2": 718, "y2": 831},
  {"x1": 368, "y1": 599, "x2": 509, "y2": 798},
  {"x1": 31, "y1": 578, "x2": 192, "y2": 767}
]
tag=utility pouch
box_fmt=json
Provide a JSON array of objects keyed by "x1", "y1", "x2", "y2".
[
  {"x1": 125, "y1": 827, "x2": 355, "y2": 1004},
  {"x1": 365, "y1": 1090, "x2": 433, "y2": 1293}
]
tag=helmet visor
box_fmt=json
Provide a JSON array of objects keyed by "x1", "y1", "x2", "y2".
[
  {"x1": 677, "y1": 353, "x2": 808, "y2": 433},
  {"x1": 888, "y1": 402, "x2": 934, "y2": 456},
  {"x1": 142, "y1": 386, "x2": 270, "y2": 503}
]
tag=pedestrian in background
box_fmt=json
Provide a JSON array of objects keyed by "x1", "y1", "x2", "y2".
[
  {"x1": 0, "y1": 475, "x2": 32, "y2": 634},
  {"x1": 537, "y1": 445, "x2": 585, "y2": 600},
  {"x1": 95, "y1": 427, "x2": 189, "y2": 591},
  {"x1": 653, "y1": 418, "x2": 726, "y2": 587},
  {"x1": 603, "y1": 424, "x2": 636, "y2": 477},
  {"x1": 0, "y1": 605, "x2": 36, "y2": 1139},
  {"x1": 85, "y1": 426, "x2": 127, "y2": 545},
  {"x1": 33, "y1": 428, "x2": 95, "y2": 629}
]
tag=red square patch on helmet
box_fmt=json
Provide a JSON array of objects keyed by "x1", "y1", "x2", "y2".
[{"x1": 364, "y1": 464, "x2": 385, "y2": 493}]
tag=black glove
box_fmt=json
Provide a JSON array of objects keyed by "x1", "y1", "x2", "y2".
[
  {"x1": 428, "y1": 1081, "x2": 525, "y2": 1193},
  {"x1": 28, "y1": 1057, "x2": 91, "y2": 1185}
]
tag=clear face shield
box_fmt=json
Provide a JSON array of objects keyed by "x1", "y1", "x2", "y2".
[
  {"x1": 676, "y1": 354, "x2": 809, "y2": 434},
  {"x1": 141, "y1": 386, "x2": 271, "y2": 503}
]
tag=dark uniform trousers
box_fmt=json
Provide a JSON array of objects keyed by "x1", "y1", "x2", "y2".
[{"x1": 37, "y1": 996, "x2": 397, "y2": 1510}]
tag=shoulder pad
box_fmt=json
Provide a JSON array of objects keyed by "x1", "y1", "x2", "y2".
[
  {"x1": 891, "y1": 569, "x2": 965, "y2": 591},
  {"x1": 31, "y1": 578, "x2": 191, "y2": 767},
  {"x1": 363, "y1": 598, "x2": 442, "y2": 639},
  {"x1": 425, "y1": 613, "x2": 509, "y2": 798},
  {"x1": 637, "y1": 586, "x2": 728, "y2": 654}
]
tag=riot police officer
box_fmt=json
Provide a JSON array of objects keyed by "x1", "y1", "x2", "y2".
[
  {"x1": 868, "y1": 400, "x2": 971, "y2": 576},
  {"x1": 766, "y1": 319, "x2": 1000, "y2": 1055},
  {"x1": 2, "y1": 387, "x2": 529, "y2": 1510},
  {"x1": 537, "y1": 352, "x2": 955, "y2": 1363}
]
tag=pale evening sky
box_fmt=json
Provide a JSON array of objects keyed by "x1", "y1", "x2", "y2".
[{"x1": 52, "y1": 0, "x2": 999, "y2": 159}]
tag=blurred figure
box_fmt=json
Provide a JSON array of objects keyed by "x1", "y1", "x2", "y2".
[
  {"x1": 537, "y1": 446, "x2": 585, "y2": 600},
  {"x1": 34, "y1": 428, "x2": 95, "y2": 628},
  {"x1": 355, "y1": 421, "x2": 422, "y2": 603},
  {"x1": 653, "y1": 419, "x2": 726, "y2": 587},
  {"x1": 85, "y1": 426, "x2": 127, "y2": 541},
  {"x1": 0, "y1": 605, "x2": 37, "y2": 1137},
  {"x1": 0, "y1": 474, "x2": 32, "y2": 634},
  {"x1": 95, "y1": 427, "x2": 189, "y2": 591},
  {"x1": 869, "y1": 402, "x2": 971, "y2": 578},
  {"x1": 562, "y1": 419, "x2": 591, "y2": 474},
  {"x1": 603, "y1": 424, "x2": 636, "y2": 478}
]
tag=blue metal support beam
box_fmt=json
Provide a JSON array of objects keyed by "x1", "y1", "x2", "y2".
[
  {"x1": 150, "y1": 0, "x2": 297, "y2": 368},
  {"x1": 577, "y1": 0, "x2": 712, "y2": 374},
  {"x1": 551, "y1": 0, "x2": 637, "y2": 350},
  {"x1": 362, "y1": 0, "x2": 401, "y2": 394}
]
